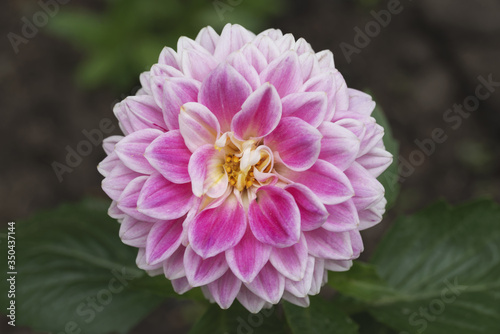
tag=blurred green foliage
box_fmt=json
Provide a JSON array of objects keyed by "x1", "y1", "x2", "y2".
[{"x1": 47, "y1": 0, "x2": 285, "y2": 91}]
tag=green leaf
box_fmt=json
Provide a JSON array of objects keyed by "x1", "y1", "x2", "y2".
[
  {"x1": 189, "y1": 303, "x2": 289, "y2": 334},
  {"x1": 0, "y1": 199, "x2": 174, "y2": 334},
  {"x1": 283, "y1": 296, "x2": 359, "y2": 334},
  {"x1": 368, "y1": 200, "x2": 500, "y2": 334},
  {"x1": 371, "y1": 106, "x2": 400, "y2": 208}
]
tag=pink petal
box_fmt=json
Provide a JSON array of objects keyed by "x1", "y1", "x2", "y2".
[
  {"x1": 281, "y1": 92, "x2": 327, "y2": 128},
  {"x1": 151, "y1": 76, "x2": 200, "y2": 130},
  {"x1": 269, "y1": 234, "x2": 308, "y2": 281},
  {"x1": 245, "y1": 263, "x2": 285, "y2": 304},
  {"x1": 265, "y1": 117, "x2": 321, "y2": 172},
  {"x1": 358, "y1": 197, "x2": 386, "y2": 230},
  {"x1": 171, "y1": 277, "x2": 192, "y2": 294},
  {"x1": 181, "y1": 48, "x2": 219, "y2": 82},
  {"x1": 304, "y1": 228, "x2": 353, "y2": 260},
  {"x1": 318, "y1": 122, "x2": 360, "y2": 171},
  {"x1": 198, "y1": 63, "x2": 252, "y2": 131},
  {"x1": 275, "y1": 34, "x2": 295, "y2": 53},
  {"x1": 113, "y1": 101, "x2": 133, "y2": 135},
  {"x1": 316, "y1": 50, "x2": 335, "y2": 69},
  {"x1": 102, "y1": 164, "x2": 140, "y2": 201},
  {"x1": 115, "y1": 128, "x2": 163, "y2": 174},
  {"x1": 309, "y1": 258, "x2": 326, "y2": 295},
  {"x1": 213, "y1": 24, "x2": 255, "y2": 61},
  {"x1": 117, "y1": 175, "x2": 156, "y2": 222},
  {"x1": 275, "y1": 159, "x2": 354, "y2": 205},
  {"x1": 252, "y1": 35, "x2": 280, "y2": 62},
  {"x1": 179, "y1": 102, "x2": 220, "y2": 152},
  {"x1": 248, "y1": 185, "x2": 300, "y2": 248},
  {"x1": 145, "y1": 218, "x2": 184, "y2": 265},
  {"x1": 145, "y1": 130, "x2": 191, "y2": 184},
  {"x1": 119, "y1": 216, "x2": 151, "y2": 248},
  {"x1": 188, "y1": 144, "x2": 227, "y2": 198},
  {"x1": 150, "y1": 63, "x2": 183, "y2": 79},
  {"x1": 158, "y1": 47, "x2": 181, "y2": 69},
  {"x1": 285, "y1": 256, "x2": 315, "y2": 297},
  {"x1": 163, "y1": 245, "x2": 186, "y2": 280},
  {"x1": 324, "y1": 259, "x2": 353, "y2": 272},
  {"x1": 285, "y1": 183, "x2": 328, "y2": 231},
  {"x1": 184, "y1": 245, "x2": 228, "y2": 287},
  {"x1": 299, "y1": 52, "x2": 321, "y2": 82},
  {"x1": 232, "y1": 83, "x2": 282, "y2": 140},
  {"x1": 322, "y1": 199, "x2": 359, "y2": 232},
  {"x1": 240, "y1": 43, "x2": 268, "y2": 74},
  {"x1": 356, "y1": 146, "x2": 393, "y2": 178},
  {"x1": 345, "y1": 162, "x2": 384, "y2": 210},
  {"x1": 207, "y1": 271, "x2": 242, "y2": 309},
  {"x1": 259, "y1": 51, "x2": 302, "y2": 98},
  {"x1": 136, "y1": 248, "x2": 163, "y2": 272},
  {"x1": 98, "y1": 151, "x2": 120, "y2": 177},
  {"x1": 334, "y1": 117, "x2": 366, "y2": 139},
  {"x1": 226, "y1": 51, "x2": 261, "y2": 90},
  {"x1": 103, "y1": 135, "x2": 122, "y2": 155},
  {"x1": 139, "y1": 71, "x2": 152, "y2": 95},
  {"x1": 195, "y1": 26, "x2": 220, "y2": 54},
  {"x1": 188, "y1": 193, "x2": 246, "y2": 258},
  {"x1": 301, "y1": 71, "x2": 337, "y2": 121},
  {"x1": 350, "y1": 230, "x2": 364, "y2": 259},
  {"x1": 283, "y1": 292, "x2": 310, "y2": 307},
  {"x1": 108, "y1": 201, "x2": 125, "y2": 220},
  {"x1": 226, "y1": 227, "x2": 271, "y2": 283},
  {"x1": 348, "y1": 88, "x2": 376, "y2": 115},
  {"x1": 137, "y1": 172, "x2": 194, "y2": 220},
  {"x1": 294, "y1": 38, "x2": 313, "y2": 55},
  {"x1": 259, "y1": 28, "x2": 283, "y2": 40},
  {"x1": 358, "y1": 120, "x2": 385, "y2": 157},
  {"x1": 237, "y1": 285, "x2": 267, "y2": 314}
]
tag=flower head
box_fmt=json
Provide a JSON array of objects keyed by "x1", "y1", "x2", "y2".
[{"x1": 99, "y1": 24, "x2": 392, "y2": 312}]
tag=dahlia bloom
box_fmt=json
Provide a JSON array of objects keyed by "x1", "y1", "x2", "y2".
[{"x1": 98, "y1": 24, "x2": 392, "y2": 313}]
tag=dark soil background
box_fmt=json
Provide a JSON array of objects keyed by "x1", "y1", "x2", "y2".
[{"x1": 1, "y1": 0, "x2": 500, "y2": 333}]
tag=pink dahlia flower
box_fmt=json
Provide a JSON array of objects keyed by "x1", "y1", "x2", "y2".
[{"x1": 99, "y1": 24, "x2": 392, "y2": 313}]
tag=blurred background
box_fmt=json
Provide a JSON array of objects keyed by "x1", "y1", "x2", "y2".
[{"x1": 1, "y1": 0, "x2": 500, "y2": 333}]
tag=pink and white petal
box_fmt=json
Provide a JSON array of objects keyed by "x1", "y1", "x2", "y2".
[
  {"x1": 163, "y1": 246, "x2": 186, "y2": 280},
  {"x1": 285, "y1": 183, "x2": 328, "y2": 231},
  {"x1": 237, "y1": 285, "x2": 267, "y2": 314},
  {"x1": 226, "y1": 51, "x2": 261, "y2": 90},
  {"x1": 136, "y1": 248, "x2": 163, "y2": 272},
  {"x1": 177, "y1": 36, "x2": 207, "y2": 56},
  {"x1": 245, "y1": 263, "x2": 285, "y2": 304},
  {"x1": 345, "y1": 162, "x2": 385, "y2": 210},
  {"x1": 305, "y1": 228, "x2": 353, "y2": 260},
  {"x1": 282, "y1": 292, "x2": 310, "y2": 307},
  {"x1": 226, "y1": 227, "x2": 271, "y2": 283},
  {"x1": 299, "y1": 52, "x2": 321, "y2": 82},
  {"x1": 309, "y1": 258, "x2": 325, "y2": 295},
  {"x1": 318, "y1": 121, "x2": 360, "y2": 171},
  {"x1": 150, "y1": 63, "x2": 184, "y2": 79},
  {"x1": 324, "y1": 259, "x2": 353, "y2": 272},
  {"x1": 265, "y1": 117, "x2": 321, "y2": 172},
  {"x1": 213, "y1": 23, "x2": 255, "y2": 61},
  {"x1": 145, "y1": 130, "x2": 191, "y2": 184},
  {"x1": 103, "y1": 135, "x2": 122, "y2": 155},
  {"x1": 195, "y1": 26, "x2": 220, "y2": 54},
  {"x1": 188, "y1": 144, "x2": 226, "y2": 198},
  {"x1": 316, "y1": 50, "x2": 335, "y2": 69},
  {"x1": 275, "y1": 159, "x2": 354, "y2": 205},
  {"x1": 184, "y1": 245, "x2": 229, "y2": 287},
  {"x1": 281, "y1": 92, "x2": 327, "y2": 128},
  {"x1": 358, "y1": 119, "x2": 385, "y2": 157},
  {"x1": 350, "y1": 230, "x2": 364, "y2": 259},
  {"x1": 139, "y1": 71, "x2": 152, "y2": 95},
  {"x1": 348, "y1": 88, "x2": 376, "y2": 116},
  {"x1": 258, "y1": 28, "x2": 283, "y2": 41},
  {"x1": 108, "y1": 201, "x2": 125, "y2": 220},
  {"x1": 113, "y1": 101, "x2": 133, "y2": 135},
  {"x1": 171, "y1": 277, "x2": 192, "y2": 295},
  {"x1": 151, "y1": 76, "x2": 200, "y2": 131},
  {"x1": 119, "y1": 216, "x2": 151, "y2": 248},
  {"x1": 252, "y1": 35, "x2": 280, "y2": 63},
  {"x1": 115, "y1": 128, "x2": 163, "y2": 174},
  {"x1": 189, "y1": 193, "x2": 246, "y2": 258},
  {"x1": 323, "y1": 199, "x2": 359, "y2": 232},
  {"x1": 259, "y1": 51, "x2": 302, "y2": 98},
  {"x1": 285, "y1": 256, "x2": 315, "y2": 298},
  {"x1": 145, "y1": 218, "x2": 184, "y2": 265},
  {"x1": 179, "y1": 102, "x2": 220, "y2": 152},
  {"x1": 207, "y1": 271, "x2": 242, "y2": 309},
  {"x1": 275, "y1": 33, "x2": 295, "y2": 53},
  {"x1": 248, "y1": 185, "x2": 301, "y2": 248},
  {"x1": 294, "y1": 38, "x2": 314, "y2": 55},
  {"x1": 181, "y1": 48, "x2": 219, "y2": 82},
  {"x1": 269, "y1": 234, "x2": 308, "y2": 281},
  {"x1": 137, "y1": 173, "x2": 194, "y2": 220},
  {"x1": 334, "y1": 117, "x2": 366, "y2": 139},
  {"x1": 240, "y1": 43, "x2": 268, "y2": 74},
  {"x1": 117, "y1": 176, "x2": 157, "y2": 222},
  {"x1": 98, "y1": 151, "x2": 120, "y2": 177},
  {"x1": 358, "y1": 197, "x2": 386, "y2": 230},
  {"x1": 198, "y1": 63, "x2": 252, "y2": 131},
  {"x1": 331, "y1": 71, "x2": 350, "y2": 119},
  {"x1": 232, "y1": 83, "x2": 282, "y2": 140},
  {"x1": 356, "y1": 147, "x2": 393, "y2": 178},
  {"x1": 158, "y1": 47, "x2": 181, "y2": 69},
  {"x1": 102, "y1": 164, "x2": 141, "y2": 201}
]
